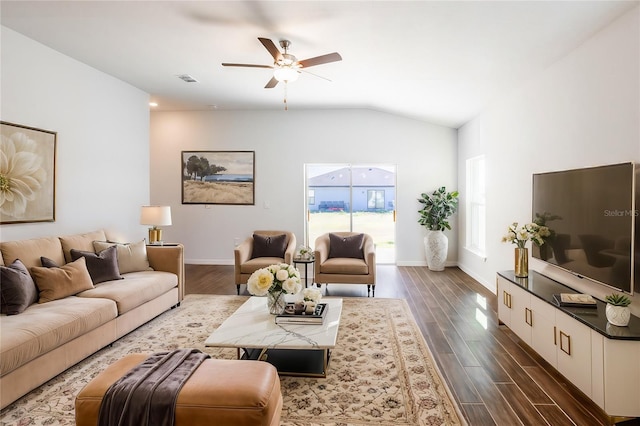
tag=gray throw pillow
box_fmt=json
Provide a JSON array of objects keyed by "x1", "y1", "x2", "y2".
[
  {"x1": 251, "y1": 233, "x2": 288, "y2": 259},
  {"x1": 40, "y1": 256, "x2": 60, "y2": 268},
  {"x1": 0, "y1": 259, "x2": 39, "y2": 315},
  {"x1": 328, "y1": 233, "x2": 365, "y2": 259},
  {"x1": 70, "y1": 245, "x2": 123, "y2": 284}
]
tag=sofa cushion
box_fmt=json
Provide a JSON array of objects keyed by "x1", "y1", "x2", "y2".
[
  {"x1": 319, "y1": 257, "x2": 369, "y2": 275},
  {"x1": 93, "y1": 240, "x2": 152, "y2": 274},
  {"x1": 251, "y1": 234, "x2": 287, "y2": 259},
  {"x1": 0, "y1": 236, "x2": 65, "y2": 272},
  {"x1": 77, "y1": 271, "x2": 177, "y2": 314},
  {"x1": 0, "y1": 259, "x2": 39, "y2": 315},
  {"x1": 0, "y1": 296, "x2": 117, "y2": 376},
  {"x1": 71, "y1": 246, "x2": 123, "y2": 284},
  {"x1": 31, "y1": 257, "x2": 95, "y2": 303},
  {"x1": 240, "y1": 257, "x2": 285, "y2": 274},
  {"x1": 328, "y1": 233, "x2": 364, "y2": 259},
  {"x1": 59, "y1": 230, "x2": 107, "y2": 263}
]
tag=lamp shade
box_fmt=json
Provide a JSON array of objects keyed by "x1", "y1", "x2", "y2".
[
  {"x1": 273, "y1": 67, "x2": 299, "y2": 82},
  {"x1": 140, "y1": 206, "x2": 172, "y2": 226}
]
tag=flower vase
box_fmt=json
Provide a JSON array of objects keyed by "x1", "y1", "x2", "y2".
[
  {"x1": 424, "y1": 230, "x2": 448, "y2": 271},
  {"x1": 515, "y1": 247, "x2": 528, "y2": 278},
  {"x1": 267, "y1": 291, "x2": 286, "y2": 315}
]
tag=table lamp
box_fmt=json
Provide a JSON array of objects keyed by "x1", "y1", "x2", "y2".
[{"x1": 140, "y1": 205, "x2": 172, "y2": 244}]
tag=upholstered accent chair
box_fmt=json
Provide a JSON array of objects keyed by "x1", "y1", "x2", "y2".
[
  {"x1": 234, "y1": 231, "x2": 296, "y2": 295},
  {"x1": 314, "y1": 232, "x2": 376, "y2": 296}
]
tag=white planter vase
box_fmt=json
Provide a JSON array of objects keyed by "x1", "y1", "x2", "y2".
[
  {"x1": 424, "y1": 230, "x2": 448, "y2": 271},
  {"x1": 605, "y1": 304, "x2": 630, "y2": 327}
]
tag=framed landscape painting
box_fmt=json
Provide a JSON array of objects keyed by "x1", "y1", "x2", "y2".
[
  {"x1": 0, "y1": 121, "x2": 57, "y2": 224},
  {"x1": 182, "y1": 151, "x2": 255, "y2": 205}
]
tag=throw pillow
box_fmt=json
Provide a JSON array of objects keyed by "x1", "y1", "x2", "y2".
[
  {"x1": 31, "y1": 257, "x2": 94, "y2": 303},
  {"x1": 251, "y1": 233, "x2": 288, "y2": 259},
  {"x1": 328, "y1": 233, "x2": 365, "y2": 259},
  {"x1": 59, "y1": 230, "x2": 107, "y2": 262},
  {"x1": 70, "y1": 245, "x2": 123, "y2": 284},
  {"x1": 0, "y1": 259, "x2": 39, "y2": 315},
  {"x1": 40, "y1": 256, "x2": 60, "y2": 268},
  {"x1": 93, "y1": 240, "x2": 152, "y2": 274}
]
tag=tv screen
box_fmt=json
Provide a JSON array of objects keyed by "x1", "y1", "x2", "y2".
[{"x1": 532, "y1": 162, "x2": 636, "y2": 294}]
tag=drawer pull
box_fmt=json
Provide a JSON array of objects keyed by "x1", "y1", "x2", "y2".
[
  {"x1": 554, "y1": 326, "x2": 557, "y2": 345},
  {"x1": 525, "y1": 308, "x2": 532, "y2": 326},
  {"x1": 559, "y1": 330, "x2": 571, "y2": 355}
]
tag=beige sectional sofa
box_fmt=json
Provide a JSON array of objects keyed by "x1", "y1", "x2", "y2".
[{"x1": 0, "y1": 230, "x2": 184, "y2": 409}]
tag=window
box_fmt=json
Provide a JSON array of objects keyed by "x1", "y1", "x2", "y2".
[
  {"x1": 367, "y1": 190, "x2": 384, "y2": 210},
  {"x1": 308, "y1": 189, "x2": 315, "y2": 205},
  {"x1": 466, "y1": 155, "x2": 486, "y2": 256}
]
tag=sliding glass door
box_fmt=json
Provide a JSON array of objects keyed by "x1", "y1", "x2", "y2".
[{"x1": 305, "y1": 164, "x2": 396, "y2": 264}]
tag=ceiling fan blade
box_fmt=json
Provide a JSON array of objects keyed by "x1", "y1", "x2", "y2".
[
  {"x1": 264, "y1": 76, "x2": 279, "y2": 89},
  {"x1": 300, "y1": 69, "x2": 331, "y2": 82},
  {"x1": 298, "y1": 52, "x2": 342, "y2": 68},
  {"x1": 258, "y1": 37, "x2": 283, "y2": 62},
  {"x1": 222, "y1": 63, "x2": 273, "y2": 69}
]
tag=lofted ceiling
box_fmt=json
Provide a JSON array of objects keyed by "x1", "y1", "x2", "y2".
[{"x1": 1, "y1": 1, "x2": 637, "y2": 128}]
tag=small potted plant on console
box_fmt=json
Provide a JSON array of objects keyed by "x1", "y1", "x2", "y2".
[{"x1": 605, "y1": 293, "x2": 631, "y2": 326}]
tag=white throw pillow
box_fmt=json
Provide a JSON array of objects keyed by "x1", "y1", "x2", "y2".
[{"x1": 93, "y1": 240, "x2": 153, "y2": 274}]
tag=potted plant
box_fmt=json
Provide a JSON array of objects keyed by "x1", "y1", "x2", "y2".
[
  {"x1": 417, "y1": 186, "x2": 459, "y2": 271},
  {"x1": 605, "y1": 293, "x2": 631, "y2": 326}
]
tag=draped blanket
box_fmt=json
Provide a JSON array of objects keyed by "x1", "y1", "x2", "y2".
[{"x1": 98, "y1": 349, "x2": 210, "y2": 426}]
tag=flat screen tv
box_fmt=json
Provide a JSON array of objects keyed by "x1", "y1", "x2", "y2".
[{"x1": 531, "y1": 162, "x2": 637, "y2": 294}]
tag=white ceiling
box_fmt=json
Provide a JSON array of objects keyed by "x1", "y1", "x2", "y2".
[{"x1": 1, "y1": 1, "x2": 637, "y2": 128}]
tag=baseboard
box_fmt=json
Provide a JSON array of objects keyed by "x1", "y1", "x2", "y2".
[
  {"x1": 457, "y1": 263, "x2": 494, "y2": 292},
  {"x1": 396, "y1": 260, "x2": 457, "y2": 268},
  {"x1": 186, "y1": 258, "x2": 234, "y2": 265}
]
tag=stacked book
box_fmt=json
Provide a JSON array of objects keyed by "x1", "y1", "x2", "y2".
[
  {"x1": 275, "y1": 303, "x2": 328, "y2": 324},
  {"x1": 553, "y1": 293, "x2": 597, "y2": 308}
]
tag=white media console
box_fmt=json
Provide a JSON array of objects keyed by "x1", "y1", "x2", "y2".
[{"x1": 497, "y1": 271, "x2": 640, "y2": 420}]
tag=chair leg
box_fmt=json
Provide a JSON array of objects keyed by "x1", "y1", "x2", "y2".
[
  {"x1": 236, "y1": 284, "x2": 240, "y2": 295},
  {"x1": 367, "y1": 285, "x2": 370, "y2": 297}
]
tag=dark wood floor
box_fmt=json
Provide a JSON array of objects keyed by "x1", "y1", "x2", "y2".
[{"x1": 185, "y1": 264, "x2": 639, "y2": 426}]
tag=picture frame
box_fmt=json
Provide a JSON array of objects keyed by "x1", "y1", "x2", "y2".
[
  {"x1": 1, "y1": 121, "x2": 57, "y2": 224},
  {"x1": 181, "y1": 151, "x2": 255, "y2": 205}
]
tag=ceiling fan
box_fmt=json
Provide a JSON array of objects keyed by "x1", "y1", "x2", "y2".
[{"x1": 222, "y1": 37, "x2": 342, "y2": 88}]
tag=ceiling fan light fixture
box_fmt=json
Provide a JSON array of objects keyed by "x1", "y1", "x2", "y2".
[{"x1": 273, "y1": 66, "x2": 299, "y2": 82}]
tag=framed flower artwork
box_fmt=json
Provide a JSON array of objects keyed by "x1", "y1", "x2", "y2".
[
  {"x1": 0, "y1": 121, "x2": 57, "y2": 224},
  {"x1": 181, "y1": 150, "x2": 255, "y2": 205}
]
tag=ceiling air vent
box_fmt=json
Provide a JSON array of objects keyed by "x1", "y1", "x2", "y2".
[{"x1": 176, "y1": 74, "x2": 199, "y2": 83}]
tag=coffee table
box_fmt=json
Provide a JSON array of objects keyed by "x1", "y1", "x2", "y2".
[{"x1": 204, "y1": 296, "x2": 342, "y2": 378}]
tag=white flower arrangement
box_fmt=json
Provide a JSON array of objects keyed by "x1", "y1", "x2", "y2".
[
  {"x1": 502, "y1": 222, "x2": 550, "y2": 248},
  {"x1": 302, "y1": 287, "x2": 322, "y2": 303},
  {"x1": 297, "y1": 245, "x2": 313, "y2": 258},
  {"x1": 247, "y1": 263, "x2": 302, "y2": 297}
]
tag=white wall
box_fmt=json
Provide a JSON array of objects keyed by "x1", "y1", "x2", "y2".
[
  {"x1": 0, "y1": 27, "x2": 151, "y2": 243},
  {"x1": 150, "y1": 109, "x2": 457, "y2": 264},
  {"x1": 457, "y1": 7, "x2": 640, "y2": 309}
]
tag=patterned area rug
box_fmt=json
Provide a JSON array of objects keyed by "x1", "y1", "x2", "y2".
[{"x1": 0, "y1": 295, "x2": 465, "y2": 425}]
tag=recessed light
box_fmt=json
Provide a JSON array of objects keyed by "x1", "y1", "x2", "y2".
[
  {"x1": 149, "y1": 102, "x2": 158, "y2": 107},
  {"x1": 176, "y1": 74, "x2": 199, "y2": 83}
]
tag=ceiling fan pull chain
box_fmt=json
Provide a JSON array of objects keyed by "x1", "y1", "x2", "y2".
[{"x1": 284, "y1": 82, "x2": 288, "y2": 111}]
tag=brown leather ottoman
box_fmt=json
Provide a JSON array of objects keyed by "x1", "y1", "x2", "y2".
[{"x1": 75, "y1": 353, "x2": 282, "y2": 426}]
